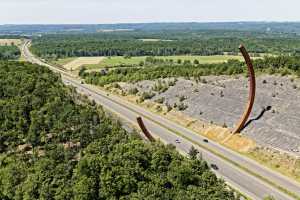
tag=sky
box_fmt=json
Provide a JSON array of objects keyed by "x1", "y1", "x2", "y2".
[{"x1": 0, "y1": 0, "x2": 299, "y2": 24}]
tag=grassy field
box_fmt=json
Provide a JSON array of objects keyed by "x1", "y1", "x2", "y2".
[
  {"x1": 89, "y1": 56, "x2": 146, "y2": 68},
  {"x1": 55, "y1": 54, "x2": 257, "y2": 70},
  {"x1": 88, "y1": 55, "x2": 247, "y2": 68}
]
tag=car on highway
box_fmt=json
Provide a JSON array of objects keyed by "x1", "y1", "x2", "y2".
[
  {"x1": 203, "y1": 139, "x2": 209, "y2": 143},
  {"x1": 291, "y1": 149, "x2": 299, "y2": 153},
  {"x1": 210, "y1": 164, "x2": 219, "y2": 170},
  {"x1": 175, "y1": 139, "x2": 180, "y2": 144}
]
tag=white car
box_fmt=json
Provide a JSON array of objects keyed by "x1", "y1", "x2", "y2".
[{"x1": 175, "y1": 139, "x2": 180, "y2": 144}]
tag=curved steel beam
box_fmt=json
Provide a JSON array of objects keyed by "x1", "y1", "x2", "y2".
[
  {"x1": 232, "y1": 45, "x2": 256, "y2": 134},
  {"x1": 137, "y1": 117, "x2": 155, "y2": 142}
]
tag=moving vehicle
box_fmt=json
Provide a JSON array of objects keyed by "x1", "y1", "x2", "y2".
[
  {"x1": 210, "y1": 164, "x2": 219, "y2": 170},
  {"x1": 203, "y1": 139, "x2": 209, "y2": 143}
]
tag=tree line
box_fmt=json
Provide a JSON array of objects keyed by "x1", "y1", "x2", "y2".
[
  {"x1": 0, "y1": 61, "x2": 237, "y2": 200},
  {"x1": 30, "y1": 31, "x2": 300, "y2": 59},
  {"x1": 80, "y1": 55, "x2": 300, "y2": 86}
]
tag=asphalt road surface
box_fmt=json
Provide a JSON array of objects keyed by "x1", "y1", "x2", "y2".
[{"x1": 22, "y1": 40, "x2": 300, "y2": 200}]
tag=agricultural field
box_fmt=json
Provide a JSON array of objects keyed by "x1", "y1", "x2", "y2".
[
  {"x1": 61, "y1": 56, "x2": 105, "y2": 70},
  {"x1": 55, "y1": 57, "x2": 77, "y2": 65},
  {"x1": 56, "y1": 55, "x2": 248, "y2": 70},
  {"x1": 0, "y1": 39, "x2": 22, "y2": 46}
]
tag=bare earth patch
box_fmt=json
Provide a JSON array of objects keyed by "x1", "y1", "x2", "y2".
[{"x1": 63, "y1": 57, "x2": 105, "y2": 70}]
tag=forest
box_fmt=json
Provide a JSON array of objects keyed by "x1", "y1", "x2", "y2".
[
  {"x1": 2, "y1": 22, "x2": 300, "y2": 34},
  {"x1": 0, "y1": 61, "x2": 237, "y2": 200},
  {"x1": 0, "y1": 46, "x2": 20, "y2": 60},
  {"x1": 30, "y1": 30, "x2": 300, "y2": 59},
  {"x1": 80, "y1": 55, "x2": 300, "y2": 86}
]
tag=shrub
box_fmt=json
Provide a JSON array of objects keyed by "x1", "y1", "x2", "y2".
[
  {"x1": 141, "y1": 91, "x2": 155, "y2": 100},
  {"x1": 155, "y1": 97, "x2": 165, "y2": 104},
  {"x1": 152, "y1": 80, "x2": 168, "y2": 93},
  {"x1": 128, "y1": 87, "x2": 139, "y2": 95},
  {"x1": 156, "y1": 105, "x2": 163, "y2": 112},
  {"x1": 177, "y1": 103, "x2": 188, "y2": 111},
  {"x1": 193, "y1": 59, "x2": 200, "y2": 65},
  {"x1": 220, "y1": 91, "x2": 224, "y2": 98},
  {"x1": 139, "y1": 61, "x2": 144, "y2": 66},
  {"x1": 179, "y1": 95, "x2": 186, "y2": 102},
  {"x1": 166, "y1": 103, "x2": 172, "y2": 112},
  {"x1": 79, "y1": 66, "x2": 87, "y2": 76},
  {"x1": 200, "y1": 78, "x2": 207, "y2": 84},
  {"x1": 168, "y1": 80, "x2": 176, "y2": 86},
  {"x1": 112, "y1": 83, "x2": 121, "y2": 89}
]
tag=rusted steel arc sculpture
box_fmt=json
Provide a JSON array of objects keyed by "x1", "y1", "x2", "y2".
[
  {"x1": 137, "y1": 117, "x2": 155, "y2": 142},
  {"x1": 232, "y1": 45, "x2": 256, "y2": 134}
]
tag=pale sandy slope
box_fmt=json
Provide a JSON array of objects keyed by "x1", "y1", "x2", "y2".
[{"x1": 63, "y1": 57, "x2": 105, "y2": 70}]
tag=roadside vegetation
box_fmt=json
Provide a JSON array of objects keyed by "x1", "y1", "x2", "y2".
[{"x1": 0, "y1": 61, "x2": 237, "y2": 200}]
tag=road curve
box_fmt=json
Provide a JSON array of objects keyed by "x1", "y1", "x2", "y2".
[{"x1": 22, "y1": 40, "x2": 300, "y2": 200}]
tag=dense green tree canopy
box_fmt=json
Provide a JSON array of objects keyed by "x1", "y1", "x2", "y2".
[
  {"x1": 0, "y1": 46, "x2": 20, "y2": 60},
  {"x1": 0, "y1": 61, "x2": 237, "y2": 200},
  {"x1": 30, "y1": 30, "x2": 300, "y2": 59}
]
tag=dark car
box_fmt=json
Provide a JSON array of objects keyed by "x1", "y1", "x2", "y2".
[
  {"x1": 203, "y1": 139, "x2": 209, "y2": 143},
  {"x1": 210, "y1": 164, "x2": 219, "y2": 170}
]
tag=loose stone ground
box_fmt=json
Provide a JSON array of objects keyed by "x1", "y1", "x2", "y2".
[{"x1": 121, "y1": 75, "x2": 300, "y2": 154}]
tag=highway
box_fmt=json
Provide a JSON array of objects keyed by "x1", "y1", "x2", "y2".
[{"x1": 22, "y1": 40, "x2": 300, "y2": 200}]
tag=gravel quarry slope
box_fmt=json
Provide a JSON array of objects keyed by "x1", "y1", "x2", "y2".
[{"x1": 122, "y1": 75, "x2": 300, "y2": 154}]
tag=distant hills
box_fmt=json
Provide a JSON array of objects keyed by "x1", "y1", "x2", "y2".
[{"x1": 1, "y1": 22, "x2": 300, "y2": 35}]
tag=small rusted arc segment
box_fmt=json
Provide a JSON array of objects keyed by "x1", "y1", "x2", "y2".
[
  {"x1": 137, "y1": 117, "x2": 155, "y2": 142},
  {"x1": 232, "y1": 45, "x2": 256, "y2": 134}
]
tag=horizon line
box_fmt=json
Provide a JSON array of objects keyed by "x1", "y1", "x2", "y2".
[{"x1": 1, "y1": 20, "x2": 300, "y2": 26}]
